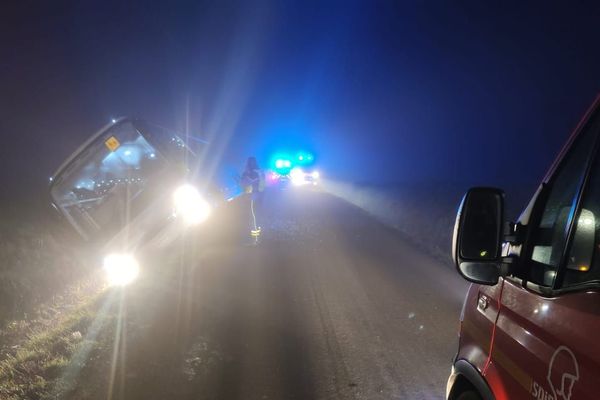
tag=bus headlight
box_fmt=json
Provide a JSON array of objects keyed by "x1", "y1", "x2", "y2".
[
  {"x1": 173, "y1": 184, "x2": 211, "y2": 225},
  {"x1": 103, "y1": 253, "x2": 140, "y2": 286}
]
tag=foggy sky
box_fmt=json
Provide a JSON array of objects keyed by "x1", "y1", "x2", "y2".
[{"x1": 3, "y1": 1, "x2": 600, "y2": 203}]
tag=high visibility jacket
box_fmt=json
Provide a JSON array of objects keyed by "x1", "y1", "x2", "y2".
[{"x1": 242, "y1": 168, "x2": 265, "y2": 194}]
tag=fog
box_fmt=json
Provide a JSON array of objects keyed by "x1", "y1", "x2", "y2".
[{"x1": 3, "y1": 1, "x2": 600, "y2": 202}]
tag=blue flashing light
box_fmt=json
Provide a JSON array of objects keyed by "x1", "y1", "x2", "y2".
[
  {"x1": 274, "y1": 158, "x2": 292, "y2": 170},
  {"x1": 296, "y1": 152, "x2": 314, "y2": 165}
]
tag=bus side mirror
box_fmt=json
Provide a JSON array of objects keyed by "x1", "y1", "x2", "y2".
[{"x1": 452, "y1": 187, "x2": 505, "y2": 285}]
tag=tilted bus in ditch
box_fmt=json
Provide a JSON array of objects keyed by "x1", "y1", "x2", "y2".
[{"x1": 49, "y1": 117, "x2": 221, "y2": 286}]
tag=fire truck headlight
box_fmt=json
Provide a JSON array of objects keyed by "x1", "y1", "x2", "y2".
[
  {"x1": 290, "y1": 167, "x2": 305, "y2": 186},
  {"x1": 173, "y1": 184, "x2": 211, "y2": 225},
  {"x1": 103, "y1": 253, "x2": 140, "y2": 287}
]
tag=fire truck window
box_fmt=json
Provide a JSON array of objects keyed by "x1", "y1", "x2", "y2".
[
  {"x1": 563, "y1": 153, "x2": 600, "y2": 287},
  {"x1": 527, "y1": 122, "x2": 597, "y2": 287}
]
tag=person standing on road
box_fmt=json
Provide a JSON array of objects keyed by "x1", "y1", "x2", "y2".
[{"x1": 241, "y1": 156, "x2": 265, "y2": 240}]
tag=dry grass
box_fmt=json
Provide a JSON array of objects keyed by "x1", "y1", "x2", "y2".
[
  {"x1": 0, "y1": 292, "x2": 115, "y2": 400},
  {"x1": 0, "y1": 207, "x2": 92, "y2": 325},
  {"x1": 0, "y1": 202, "x2": 113, "y2": 399}
]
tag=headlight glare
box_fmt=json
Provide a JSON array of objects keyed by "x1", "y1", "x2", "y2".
[
  {"x1": 290, "y1": 167, "x2": 305, "y2": 186},
  {"x1": 173, "y1": 184, "x2": 211, "y2": 225},
  {"x1": 103, "y1": 253, "x2": 140, "y2": 286}
]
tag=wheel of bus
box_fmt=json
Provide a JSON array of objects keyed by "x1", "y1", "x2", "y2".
[{"x1": 456, "y1": 390, "x2": 482, "y2": 400}]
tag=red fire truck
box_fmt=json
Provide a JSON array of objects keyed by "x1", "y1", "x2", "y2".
[{"x1": 447, "y1": 97, "x2": 600, "y2": 400}]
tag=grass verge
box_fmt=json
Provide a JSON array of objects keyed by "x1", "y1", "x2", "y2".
[{"x1": 0, "y1": 290, "x2": 117, "y2": 400}]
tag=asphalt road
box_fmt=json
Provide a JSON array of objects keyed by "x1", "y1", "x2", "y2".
[{"x1": 74, "y1": 188, "x2": 469, "y2": 400}]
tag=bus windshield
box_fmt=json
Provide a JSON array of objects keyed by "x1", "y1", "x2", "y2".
[{"x1": 50, "y1": 120, "x2": 185, "y2": 240}]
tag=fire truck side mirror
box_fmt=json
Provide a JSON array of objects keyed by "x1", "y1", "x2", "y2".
[{"x1": 452, "y1": 187, "x2": 504, "y2": 285}]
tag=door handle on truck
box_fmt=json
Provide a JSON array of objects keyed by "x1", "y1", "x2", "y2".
[{"x1": 477, "y1": 294, "x2": 489, "y2": 312}]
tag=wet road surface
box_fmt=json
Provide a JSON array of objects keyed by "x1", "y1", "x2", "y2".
[{"x1": 77, "y1": 189, "x2": 469, "y2": 400}]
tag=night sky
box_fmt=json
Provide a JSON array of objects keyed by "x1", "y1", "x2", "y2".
[{"x1": 3, "y1": 1, "x2": 600, "y2": 203}]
